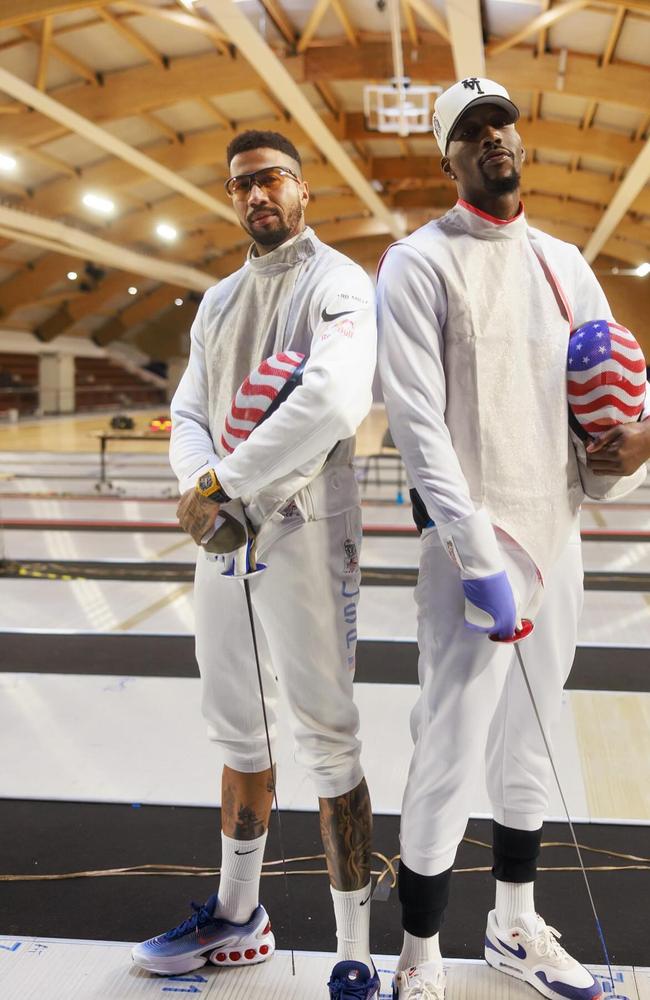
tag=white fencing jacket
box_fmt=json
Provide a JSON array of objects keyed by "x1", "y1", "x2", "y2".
[
  {"x1": 378, "y1": 199, "x2": 641, "y2": 583},
  {"x1": 170, "y1": 227, "x2": 376, "y2": 526}
]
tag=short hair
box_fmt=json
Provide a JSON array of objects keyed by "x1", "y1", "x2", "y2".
[{"x1": 226, "y1": 130, "x2": 302, "y2": 172}]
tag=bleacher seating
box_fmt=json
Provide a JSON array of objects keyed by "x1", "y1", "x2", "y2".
[
  {"x1": 74, "y1": 357, "x2": 166, "y2": 411},
  {"x1": 0, "y1": 353, "x2": 167, "y2": 417},
  {"x1": 0, "y1": 353, "x2": 39, "y2": 416}
]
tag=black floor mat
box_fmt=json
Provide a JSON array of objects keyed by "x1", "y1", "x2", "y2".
[
  {"x1": 1, "y1": 632, "x2": 648, "y2": 692},
  {"x1": 0, "y1": 800, "x2": 647, "y2": 966}
]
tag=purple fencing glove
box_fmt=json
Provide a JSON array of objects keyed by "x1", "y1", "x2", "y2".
[
  {"x1": 462, "y1": 573, "x2": 517, "y2": 639},
  {"x1": 438, "y1": 509, "x2": 518, "y2": 640}
]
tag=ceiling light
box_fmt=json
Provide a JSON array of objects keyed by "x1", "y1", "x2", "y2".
[
  {"x1": 67, "y1": 271, "x2": 78, "y2": 280},
  {"x1": 82, "y1": 192, "x2": 115, "y2": 215},
  {"x1": 156, "y1": 222, "x2": 178, "y2": 242},
  {"x1": 174, "y1": 297, "x2": 184, "y2": 306},
  {"x1": 128, "y1": 286, "x2": 138, "y2": 295},
  {"x1": 178, "y1": 0, "x2": 196, "y2": 8},
  {"x1": 0, "y1": 153, "x2": 17, "y2": 172},
  {"x1": 635, "y1": 262, "x2": 650, "y2": 277}
]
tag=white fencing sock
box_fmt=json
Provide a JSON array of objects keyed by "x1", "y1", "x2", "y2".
[
  {"x1": 330, "y1": 883, "x2": 373, "y2": 970},
  {"x1": 214, "y1": 830, "x2": 267, "y2": 924},
  {"x1": 398, "y1": 929, "x2": 442, "y2": 971},
  {"x1": 495, "y1": 880, "x2": 536, "y2": 929}
]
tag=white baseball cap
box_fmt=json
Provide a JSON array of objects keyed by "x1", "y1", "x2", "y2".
[{"x1": 432, "y1": 77, "x2": 519, "y2": 154}]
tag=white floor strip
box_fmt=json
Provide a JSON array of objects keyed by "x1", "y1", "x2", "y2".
[
  {"x1": 5, "y1": 530, "x2": 650, "y2": 575},
  {"x1": 0, "y1": 674, "x2": 629, "y2": 822},
  {"x1": 2, "y1": 495, "x2": 650, "y2": 531},
  {"x1": 0, "y1": 940, "x2": 645, "y2": 1000},
  {"x1": 1, "y1": 578, "x2": 649, "y2": 645}
]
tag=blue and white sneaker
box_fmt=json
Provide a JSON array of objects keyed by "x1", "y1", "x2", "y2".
[
  {"x1": 131, "y1": 895, "x2": 275, "y2": 975},
  {"x1": 328, "y1": 960, "x2": 381, "y2": 999},
  {"x1": 484, "y1": 909, "x2": 602, "y2": 999}
]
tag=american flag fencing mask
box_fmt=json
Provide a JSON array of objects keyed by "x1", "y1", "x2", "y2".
[
  {"x1": 221, "y1": 351, "x2": 306, "y2": 455},
  {"x1": 567, "y1": 320, "x2": 646, "y2": 441}
]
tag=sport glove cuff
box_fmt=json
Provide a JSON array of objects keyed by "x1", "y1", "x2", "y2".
[{"x1": 437, "y1": 508, "x2": 504, "y2": 580}]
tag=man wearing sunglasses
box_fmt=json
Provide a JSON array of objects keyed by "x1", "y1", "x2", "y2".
[{"x1": 132, "y1": 130, "x2": 380, "y2": 1000}]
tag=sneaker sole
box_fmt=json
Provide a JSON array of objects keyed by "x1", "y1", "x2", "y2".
[
  {"x1": 132, "y1": 932, "x2": 276, "y2": 976},
  {"x1": 485, "y1": 949, "x2": 603, "y2": 1000}
]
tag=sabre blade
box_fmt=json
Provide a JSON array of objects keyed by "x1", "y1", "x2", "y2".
[
  {"x1": 242, "y1": 577, "x2": 296, "y2": 977},
  {"x1": 513, "y1": 643, "x2": 615, "y2": 991}
]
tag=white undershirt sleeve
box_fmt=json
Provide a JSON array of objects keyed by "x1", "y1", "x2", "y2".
[{"x1": 377, "y1": 244, "x2": 476, "y2": 526}]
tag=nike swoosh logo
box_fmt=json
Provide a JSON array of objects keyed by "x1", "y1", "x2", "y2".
[
  {"x1": 359, "y1": 893, "x2": 371, "y2": 906},
  {"x1": 321, "y1": 307, "x2": 356, "y2": 322},
  {"x1": 234, "y1": 849, "x2": 257, "y2": 856},
  {"x1": 496, "y1": 936, "x2": 527, "y2": 959}
]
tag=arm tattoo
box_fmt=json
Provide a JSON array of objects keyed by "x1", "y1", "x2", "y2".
[{"x1": 319, "y1": 778, "x2": 373, "y2": 891}]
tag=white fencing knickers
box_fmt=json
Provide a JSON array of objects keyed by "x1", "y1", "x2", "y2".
[
  {"x1": 400, "y1": 522, "x2": 584, "y2": 877},
  {"x1": 193, "y1": 505, "x2": 365, "y2": 800}
]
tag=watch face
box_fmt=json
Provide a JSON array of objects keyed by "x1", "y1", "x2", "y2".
[{"x1": 198, "y1": 472, "x2": 213, "y2": 492}]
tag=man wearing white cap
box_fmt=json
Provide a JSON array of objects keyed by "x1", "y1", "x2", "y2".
[{"x1": 378, "y1": 78, "x2": 650, "y2": 1000}]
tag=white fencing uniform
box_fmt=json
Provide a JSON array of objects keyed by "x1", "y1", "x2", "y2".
[
  {"x1": 171, "y1": 227, "x2": 376, "y2": 798},
  {"x1": 377, "y1": 200, "x2": 630, "y2": 874}
]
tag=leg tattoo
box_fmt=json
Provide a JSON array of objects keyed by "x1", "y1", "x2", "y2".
[
  {"x1": 319, "y1": 778, "x2": 373, "y2": 891},
  {"x1": 221, "y1": 765, "x2": 275, "y2": 841}
]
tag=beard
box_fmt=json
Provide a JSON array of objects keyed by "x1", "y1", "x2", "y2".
[
  {"x1": 245, "y1": 198, "x2": 303, "y2": 248},
  {"x1": 480, "y1": 164, "x2": 521, "y2": 195}
]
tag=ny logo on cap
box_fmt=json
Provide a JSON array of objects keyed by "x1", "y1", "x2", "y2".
[{"x1": 462, "y1": 77, "x2": 484, "y2": 94}]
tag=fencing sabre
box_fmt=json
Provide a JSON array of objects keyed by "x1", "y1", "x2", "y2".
[
  {"x1": 210, "y1": 518, "x2": 296, "y2": 977},
  {"x1": 493, "y1": 620, "x2": 618, "y2": 996}
]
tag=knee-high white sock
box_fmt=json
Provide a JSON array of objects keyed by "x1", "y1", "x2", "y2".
[
  {"x1": 330, "y1": 883, "x2": 373, "y2": 970},
  {"x1": 398, "y1": 930, "x2": 442, "y2": 972},
  {"x1": 214, "y1": 831, "x2": 267, "y2": 924},
  {"x1": 495, "y1": 880, "x2": 536, "y2": 929}
]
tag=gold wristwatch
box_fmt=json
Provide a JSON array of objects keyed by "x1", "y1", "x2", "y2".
[{"x1": 195, "y1": 468, "x2": 231, "y2": 503}]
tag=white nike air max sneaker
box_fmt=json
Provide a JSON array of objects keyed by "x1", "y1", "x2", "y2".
[
  {"x1": 392, "y1": 962, "x2": 446, "y2": 999},
  {"x1": 484, "y1": 909, "x2": 602, "y2": 1000}
]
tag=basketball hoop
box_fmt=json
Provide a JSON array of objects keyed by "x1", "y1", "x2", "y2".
[
  {"x1": 363, "y1": 0, "x2": 441, "y2": 137},
  {"x1": 364, "y1": 78, "x2": 441, "y2": 136}
]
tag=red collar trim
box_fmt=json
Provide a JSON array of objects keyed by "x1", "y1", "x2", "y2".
[{"x1": 457, "y1": 199, "x2": 524, "y2": 226}]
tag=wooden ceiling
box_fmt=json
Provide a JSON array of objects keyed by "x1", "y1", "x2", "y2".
[{"x1": 0, "y1": 0, "x2": 649, "y2": 356}]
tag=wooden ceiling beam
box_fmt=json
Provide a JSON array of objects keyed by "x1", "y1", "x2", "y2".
[
  {"x1": 131, "y1": 296, "x2": 199, "y2": 360},
  {"x1": 114, "y1": 2, "x2": 230, "y2": 56},
  {"x1": 529, "y1": 217, "x2": 650, "y2": 266},
  {"x1": 0, "y1": 251, "x2": 81, "y2": 317},
  {"x1": 2, "y1": 45, "x2": 648, "y2": 153},
  {"x1": 97, "y1": 7, "x2": 166, "y2": 68},
  {"x1": 0, "y1": 51, "x2": 249, "y2": 148},
  {"x1": 536, "y1": 0, "x2": 550, "y2": 55},
  {"x1": 330, "y1": 0, "x2": 359, "y2": 48},
  {"x1": 602, "y1": 6, "x2": 626, "y2": 65},
  {"x1": 370, "y1": 156, "x2": 650, "y2": 215},
  {"x1": 401, "y1": 1, "x2": 419, "y2": 46},
  {"x1": 19, "y1": 22, "x2": 97, "y2": 84},
  {"x1": 488, "y1": 0, "x2": 589, "y2": 57},
  {"x1": 484, "y1": 47, "x2": 650, "y2": 111},
  {"x1": 339, "y1": 111, "x2": 645, "y2": 168},
  {"x1": 36, "y1": 16, "x2": 52, "y2": 91},
  {"x1": 0, "y1": 0, "x2": 106, "y2": 29},
  {"x1": 257, "y1": 0, "x2": 298, "y2": 47},
  {"x1": 35, "y1": 269, "x2": 143, "y2": 340},
  {"x1": 297, "y1": 0, "x2": 331, "y2": 53},
  {"x1": 406, "y1": 0, "x2": 450, "y2": 43}
]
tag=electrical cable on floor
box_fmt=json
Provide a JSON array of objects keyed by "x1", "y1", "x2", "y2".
[{"x1": 2, "y1": 843, "x2": 648, "y2": 884}]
